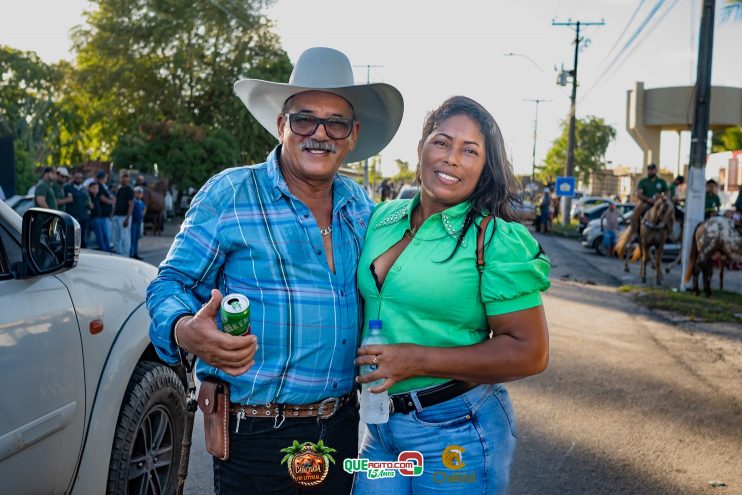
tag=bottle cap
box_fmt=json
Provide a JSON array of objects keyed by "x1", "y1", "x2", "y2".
[{"x1": 369, "y1": 320, "x2": 382, "y2": 330}]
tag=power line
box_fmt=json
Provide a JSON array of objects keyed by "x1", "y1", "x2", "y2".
[
  {"x1": 580, "y1": 0, "x2": 679, "y2": 103},
  {"x1": 588, "y1": 0, "x2": 667, "y2": 91},
  {"x1": 595, "y1": 0, "x2": 647, "y2": 72}
]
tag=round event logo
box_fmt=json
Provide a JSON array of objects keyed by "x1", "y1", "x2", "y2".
[
  {"x1": 281, "y1": 440, "x2": 335, "y2": 487},
  {"x1": 442, "y1": 445, "x2": 466, "y2": 470}
]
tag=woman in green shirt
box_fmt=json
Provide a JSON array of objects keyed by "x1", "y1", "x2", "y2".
[{"x1": 353, "y1": 96, "x2": 550, "y2": 495}]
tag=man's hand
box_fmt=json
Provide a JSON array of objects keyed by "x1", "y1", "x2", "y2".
[
  {"x1": 177, "y1": 289, "x2": 258, "y2": 376},
  {"x1": 123, "y1": 217, "x2": 129, "y2": 228}
]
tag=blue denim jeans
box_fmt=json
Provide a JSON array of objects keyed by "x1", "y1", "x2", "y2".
[
  {"x1": 352, "y1": 384, "x2": 517, "y2": 495},
  {"x1": 90, "y1": 217, "x2": 111, "y2": 252}
]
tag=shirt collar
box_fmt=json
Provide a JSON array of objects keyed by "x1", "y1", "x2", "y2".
[
  {"x1": 265, "y1": 145, "x2": 357, "y2": 210},
  {"x1": 374, "y1": 193, "x2": 472, "y2": 238}
]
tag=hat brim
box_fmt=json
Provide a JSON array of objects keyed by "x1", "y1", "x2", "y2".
[{"x1": 234, "y1": 79, "x2": 404, "y2": 164}]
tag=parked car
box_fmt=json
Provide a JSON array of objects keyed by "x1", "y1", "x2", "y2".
[
  {"x1": 581, "y1": 208, "x2": 681, "y2": 260},
  {"x1": 578, "y1": 202, "x2": 635, "y2": 232},
  {"x1": 396, "y1": 185, "x2": 419, "y2": 200},
  {"x1": 0, "y1": 202, "x2": 186, "y2": 494},
  {"x1": 513, "y1": 198, "x2": 537, "y2": 224},
  {"x1": 4, "y1": 194, "x2": 35, "y2": 216},
  {"x1": 571, "y1": 196, "x2": 613, "y2": 219}
]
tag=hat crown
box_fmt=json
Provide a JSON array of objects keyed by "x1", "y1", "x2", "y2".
[{"x1": 288, "y1": 47, "x2": 354, "y2": 88}]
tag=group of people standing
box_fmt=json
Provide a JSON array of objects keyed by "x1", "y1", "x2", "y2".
[
  {"x1": 33, "y1": 166, "x2": 147, "y2": 259},
  {"x1": 146, "y1": 47, "x2": 550, "y2": 495}
]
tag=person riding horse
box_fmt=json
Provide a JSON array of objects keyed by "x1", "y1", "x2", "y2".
[{"x1": 631, "y1": 163, "x2": 668, "y2": 239}]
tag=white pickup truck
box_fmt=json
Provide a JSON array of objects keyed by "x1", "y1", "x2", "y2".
[{"x1": 0, "y1": 201, "x2": 186, "y2": 494}]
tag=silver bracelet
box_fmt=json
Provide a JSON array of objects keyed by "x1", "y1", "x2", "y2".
[{"x1": 173, "y1": 315, "x2": 194, "y2": 348}]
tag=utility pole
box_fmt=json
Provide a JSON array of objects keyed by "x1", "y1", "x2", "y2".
[
  {"x1": 681, "y1": 0, "x2": 716, "y2": 291},
  {"x1": 553, "y1": 18, "x2": 604, "y2": 225},
  {"x1": 354, "y1": 64, "x2": 383, "y2": 193},
  {"x1": 524, "y1": 98, "x2": 551, "y2": 182}
]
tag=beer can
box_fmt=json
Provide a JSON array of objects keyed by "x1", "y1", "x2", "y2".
[{"x1": 220, "y1": 294, "x2": 251, "y2": 336}]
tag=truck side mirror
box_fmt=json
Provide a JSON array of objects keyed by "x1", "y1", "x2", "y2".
[{"x1": 21, "y1": 208, "x2": 80, "y2": 277}]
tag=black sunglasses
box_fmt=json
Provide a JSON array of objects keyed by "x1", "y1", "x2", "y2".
[{"x1": 284, "y1": 113, "x2": 355, "y2": 139}]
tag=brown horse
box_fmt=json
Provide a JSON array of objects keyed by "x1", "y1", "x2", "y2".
[
  {"x1": 684, "y1": 216, "x2": 742, "y2": 296},
  {"x1": 615, "y1": 196, "x2": 675, "y2": 284},
  {"x1": 143, "y1": 179, "x2": 167, "y2": 236}
]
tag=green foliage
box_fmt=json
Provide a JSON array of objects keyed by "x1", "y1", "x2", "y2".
[
  {"x1": 0, "y1": 45, "x2": 67, "y2": 167},
  {"x1": 13, "y1": 141, "x2": 36, "y2": 194},
  {"x1": 540, "y1": 116, "x2": 616, "y2": 184},
  {"x1": 71, "y1": 0, "x2": 292, "y2": 166},
  {"x1": 111, "y1": 122, "x2": 240, "y2": 189},
  {"x1": 391, "y1": 159, "x2": 416, "y2": 183},
  {"x1": 711, "y1": 126, "x2": 742, "y2": 153}
]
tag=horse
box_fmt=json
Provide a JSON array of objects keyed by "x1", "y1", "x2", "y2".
[
  {"x1": 615, "y1": 196, "x2": 675, "y2": 284},
  {"x1": 684, "y1": 216, "x2": 742, "y2": 297},
  {"x1": 143, "y1": 179, "x2": 167, "y2": 236}
]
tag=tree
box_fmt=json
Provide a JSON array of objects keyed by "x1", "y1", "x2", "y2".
[
  {"x1": 711, "y1": 126, "x2": 742, "y2": 153},
  {"x1": 70, "y1": 0, "x2": 292, "y2": 165},
  {"x1": 0, "y1": 46, "x2": 65, "y2": 166},
  {"x1": 391, "y1": 159, "x2": 416, "y2": 184},
  {"x1": 111, "y1": 122, "x2": 240, "y2": 189},
  {"x1": 540, "y1": 116, "x2": 616, "y2": 184}
]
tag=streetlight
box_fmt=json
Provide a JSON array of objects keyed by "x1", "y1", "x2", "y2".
[{"x1": 503, "y1": 53, "x2": 547, "y2": 75}]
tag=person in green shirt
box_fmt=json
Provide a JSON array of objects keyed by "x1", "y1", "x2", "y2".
[
  {"x1": 34, "y1": 167, "x2": 58, "y2": 210},
  {"x1": 52, "y1": 166, "x2": 73, "y2": 212},
  {"x1": 630, "y1": 163, "x2": 669, "y2": 238},
  {"x1": 353, "y1": 96, "x2": 550, "y2": 495},
  {"x1": 705, "y1": 179, "x2": 721, "y2": 219}
]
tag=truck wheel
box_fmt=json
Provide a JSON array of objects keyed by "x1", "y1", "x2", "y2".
[{"x1": 108, "y1": 361, "x2": 185, "y2": 494}]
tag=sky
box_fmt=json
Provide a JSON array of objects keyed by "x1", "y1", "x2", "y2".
[{"x1": 2, "y1": 0, "x2": 741, "y2": 177}]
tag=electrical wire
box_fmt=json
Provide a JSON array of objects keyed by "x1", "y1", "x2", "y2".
[
  {"x1": 595, "y1": 0, "x2": 647, "y2": 72},
  {"x1": 579, "y1": 0, "x2": 679, "y2": 104}
]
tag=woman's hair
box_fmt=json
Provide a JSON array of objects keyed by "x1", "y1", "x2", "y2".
[{"x1": 417, "y1": 96, "x2": 519, "y2": 257}]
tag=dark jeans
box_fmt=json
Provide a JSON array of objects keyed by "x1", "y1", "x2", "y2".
[
  {"x1": 130, "y1": 221, "x2": 142, "y2": 256},
  {"x1": 77, "y1": 218, "x2": 89, "y2": 248},
  {"x1": 214, "y1": 398, "x2": 359, "y2": 495}
]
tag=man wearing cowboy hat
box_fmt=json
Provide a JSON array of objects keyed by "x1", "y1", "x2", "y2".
[{"x1": 147, "y1": 47, "x2": 403, "y2": 493}]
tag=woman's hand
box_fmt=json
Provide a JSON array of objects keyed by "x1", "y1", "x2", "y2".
[{"x1": 355, "y1": 344, "x2": 424, "y2": 393}]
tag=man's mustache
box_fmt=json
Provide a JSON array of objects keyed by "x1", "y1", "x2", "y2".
[{"x1": 300, "y1": 140, "x2": 337, "y2": 154}]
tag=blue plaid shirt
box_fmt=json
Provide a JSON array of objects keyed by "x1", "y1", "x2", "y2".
[{"x1": 147, "y1": 146, "x2": 374, "y2": 404}]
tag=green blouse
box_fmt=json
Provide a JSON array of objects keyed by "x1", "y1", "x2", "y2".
[{"x1": 357, "y1": 195, "x2": 551, "y2": 394}]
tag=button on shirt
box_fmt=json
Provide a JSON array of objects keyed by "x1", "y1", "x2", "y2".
[
  {"x1": 358, "y1": 196, "x2": 551, "y2": 394},
  {"x1": 147, "y1": 146, "x2": 374, "y2": 405}
]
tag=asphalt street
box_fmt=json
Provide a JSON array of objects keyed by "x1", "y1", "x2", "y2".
[{"x1": 138, "y1": 220, "x2": 742, "y2": 495}]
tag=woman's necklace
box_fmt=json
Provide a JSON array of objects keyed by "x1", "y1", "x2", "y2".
[{"x1": 406, "y1": 207, "x2": 421, "y2": 237}]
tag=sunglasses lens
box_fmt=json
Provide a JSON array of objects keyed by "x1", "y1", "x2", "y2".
[
  {"x1": 325, "y1": 119, "x2": 352, "y2": 139},
  {"x1": 290, "y1": 114, "x2": 319, "y2": 136},
  {"x1": 288, "y1": 114, "x2": 352, "y2": 139}
]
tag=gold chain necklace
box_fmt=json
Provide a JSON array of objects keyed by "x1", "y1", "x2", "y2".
[{"x1": 406, "y1": 208, "x2": 421, "y2": 237}]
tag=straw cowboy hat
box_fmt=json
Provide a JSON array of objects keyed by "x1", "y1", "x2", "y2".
[{"x1": 234, "y1": 47, "x2": 404, "y2": 164}]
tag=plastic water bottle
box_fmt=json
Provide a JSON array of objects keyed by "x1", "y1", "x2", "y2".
[{"x1": 359, "y1": 320, "x2": 390, "y2": 424}]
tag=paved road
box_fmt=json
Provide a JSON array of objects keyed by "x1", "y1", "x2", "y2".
[{"x1": 139, "y1": 222, "x2": 742, "y2": 495}]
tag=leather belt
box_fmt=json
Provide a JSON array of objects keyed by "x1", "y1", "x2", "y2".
[
  {"x1": 230, "y1": 392, "x2": 352, "y2": 420},
  {"x1": 390, "y1": 380, "x2": 477, "y2": 415}
]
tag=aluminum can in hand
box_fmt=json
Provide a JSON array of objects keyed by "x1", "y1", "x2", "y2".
[{"x1": 220, "y1": 293, "x2": 251, "y2": 336}]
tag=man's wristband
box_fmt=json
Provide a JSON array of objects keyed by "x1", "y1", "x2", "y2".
[{"x1": 173, "y1": 314, "x2": 194, "y2": 348}]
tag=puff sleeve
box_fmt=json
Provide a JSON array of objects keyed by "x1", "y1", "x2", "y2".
[{"x1": 480, "y1": 218, "x2": 551, "y2": 316}]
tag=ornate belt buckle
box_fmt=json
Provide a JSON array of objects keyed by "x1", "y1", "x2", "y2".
[{"x1": 317, "y1": 397, "x2": 340, "y2": 420}]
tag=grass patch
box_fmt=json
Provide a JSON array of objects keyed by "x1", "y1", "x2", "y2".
[
  {"x1": 619, "y1": 285, "x2": 742, "y2": 323},
  {"x1": 550, "y1": 221, "x2": 582, "y2": 240}
]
